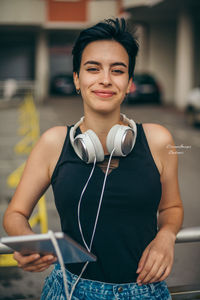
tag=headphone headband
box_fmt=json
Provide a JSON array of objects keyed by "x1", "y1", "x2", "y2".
[
  {"x1": 69, "y1": 116, "x2": 84, "y2": 144},
  {"x1": 120, "y1": 113, "x2": 137, "y2": 133}
]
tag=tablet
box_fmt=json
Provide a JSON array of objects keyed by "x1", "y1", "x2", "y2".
[{"x1": 0, "y1": 232, "x2": 96, "y2": 264}]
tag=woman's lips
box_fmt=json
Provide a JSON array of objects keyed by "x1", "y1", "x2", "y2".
[{"x1": 93, "y1": 90, "x2": 116, "y2": 98}]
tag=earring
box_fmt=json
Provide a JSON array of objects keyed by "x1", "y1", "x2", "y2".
[{"x1": 76, "y1": 89, "x2": 81, "y2": 95}]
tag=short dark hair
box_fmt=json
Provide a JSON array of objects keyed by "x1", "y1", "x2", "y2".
[{"x1": 72, "y1": 18, "x2": 139, "y2": 79}]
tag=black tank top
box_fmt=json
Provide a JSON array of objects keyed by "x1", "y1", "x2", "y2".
[{"x1": 51, "y1": 123, "x2": 162, "y2": 284}]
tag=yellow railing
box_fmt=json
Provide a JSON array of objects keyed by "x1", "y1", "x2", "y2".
[{"x1": 0, "y1": 94, "x2": 48, "y2": 267}]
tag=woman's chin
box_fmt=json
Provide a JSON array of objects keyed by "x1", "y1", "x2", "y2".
[{"x1": 92, "y1": 104, "x2": 120, "y2": 115}]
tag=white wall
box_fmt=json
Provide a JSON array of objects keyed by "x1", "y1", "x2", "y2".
[
  {"x1": 87, "y1": 0, "x2": 118, "y2": 24},
  {"x1": 174, "y1": 10, "x2": 194, "y2": 109},
  {"x1": 148, "y1": 22, "x2": 177, "y2": 104},
  {"x1": 35, "y1": 31, "x2": 49, "y2": 102},
  {"x1": 0, "y1": 0, "x2": 45, "y2": 24},
  {"x1": 134, "y1": 24, "x2": 149, "y2": 73}
]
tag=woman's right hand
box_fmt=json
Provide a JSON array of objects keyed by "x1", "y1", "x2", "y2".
[{"x1": 13, "y1": 251, "x2": 57, "y2": 272}]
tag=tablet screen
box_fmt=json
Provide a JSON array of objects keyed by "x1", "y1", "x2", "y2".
[{"x1": 0, "y1": 232, "x2": 96, "y2": 264}]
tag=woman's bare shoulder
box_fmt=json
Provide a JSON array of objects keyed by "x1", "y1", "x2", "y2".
[
  {"x1": 38, "y1": 126, "x2": 68, "y2": 178},
  {"x1": 141, "y1": 123, "x2": 174, "y2": 176},
  {"x1": 142, "y1": 123, "x2": 174, "y2": 149},
  {"x1": 40, "y1": 126, "x2": 68, "y2": 147}
]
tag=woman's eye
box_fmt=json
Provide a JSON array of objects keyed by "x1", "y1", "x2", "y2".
[
  {"x1": 112, "y1": 69, "x2": 124, "y2": 74},
  {"x1": 87, "y1": 68, "x2": 99, "y2": 72}
]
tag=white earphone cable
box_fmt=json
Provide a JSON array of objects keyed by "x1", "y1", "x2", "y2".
[
  {"x1": 89, "y1": 148, "x2": 115, "y2": 250},
  {"x1": 67, "y1": 261, "x2": 89, "y2": 299},
  {"x1": 77, "y1": 157, "x2": 97, "y2": 252},
  {"x1": 49, "y1": 149, "x2": 115, "y2": 300},
  {"x1": 48, "y1": 230, "x2": 70, "y2": 299},
  {"x1": 70, "y1": 149, "x2": 115, "y2": 299}
]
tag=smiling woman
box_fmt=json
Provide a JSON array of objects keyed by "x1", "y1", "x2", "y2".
[{"x1": 3, "y1": 18, "x2": 183, "y2": 300}]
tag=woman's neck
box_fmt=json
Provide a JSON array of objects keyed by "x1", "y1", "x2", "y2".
[
  {"x1": 81, "y1": 112, "x2": 123, "y2": 135},
  {"x1": 80, "y1": 110, "x2": 124, "y2": 154}
]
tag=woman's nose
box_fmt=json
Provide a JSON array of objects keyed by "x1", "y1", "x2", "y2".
[{"x1": 100, "y1": 71, "x2": 112, "y2": 86}]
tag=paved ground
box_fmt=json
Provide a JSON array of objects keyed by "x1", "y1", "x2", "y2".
[{"x1": 0, "y1": 96, "x2": 200, "y2": 299}]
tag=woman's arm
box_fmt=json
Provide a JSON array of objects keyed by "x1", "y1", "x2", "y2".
[
  {"x1": 3, "y1": 126, "x2": 67, "y2": 271},
  {"x1": 136, "y1": 124, "x2": 184, "y2": 285}
]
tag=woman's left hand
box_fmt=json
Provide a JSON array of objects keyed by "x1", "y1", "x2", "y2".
[{"x1": 136, "y1": 230, "x2": 175, "y2": 285}]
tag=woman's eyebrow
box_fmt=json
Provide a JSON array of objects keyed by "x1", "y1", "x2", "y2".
[
  {"x1": 111, "y1": 62, "x2": 127, "y2": 68},
  {"x1": 84, "y1": 60, "x2": 127, "y2": 68},
  {"x1": 84, "y1": 60, "x2": 100, "y2": 66}
]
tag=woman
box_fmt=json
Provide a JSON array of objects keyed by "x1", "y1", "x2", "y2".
[{"x1": 3, "y1": 18, "x2": 183, "y2": 299}]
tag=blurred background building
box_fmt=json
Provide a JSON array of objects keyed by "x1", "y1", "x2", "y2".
[{"x1": 0, "y1": 0, "x2": 199, "y2": 109}]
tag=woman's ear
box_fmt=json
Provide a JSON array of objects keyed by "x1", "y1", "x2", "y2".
[
  {"x1": 126, "y1": 77, "x2": 133, "y2": 94},
  {"x1": 73, "y1": 72, "x2": 80, "y2": 90}
]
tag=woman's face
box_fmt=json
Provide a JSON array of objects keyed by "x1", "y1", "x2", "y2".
[{"x1": 73, "y1": 40, "x2": 132, "y2": 114}]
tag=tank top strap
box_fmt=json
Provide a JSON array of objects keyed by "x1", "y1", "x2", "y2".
[
  {"x1": 51, "y1": 125, "x2": 73, "y2": 184},
  {"x1": 137, "y1": 122, "x2": 160, "y2": 177}
]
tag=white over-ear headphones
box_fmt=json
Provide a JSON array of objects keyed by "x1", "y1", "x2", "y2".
[{"x1": 69, "y1": 113, "x2": 137, "y2": 164}]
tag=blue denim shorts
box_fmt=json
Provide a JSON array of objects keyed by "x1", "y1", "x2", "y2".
[{"x1": 41, "y1": 264, "x2": 172, "y2": 299}]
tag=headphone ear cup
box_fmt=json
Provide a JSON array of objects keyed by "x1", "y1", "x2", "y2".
[
  {"x1": 106, "y1": 125, "x2": 121, "y2": 155},
  {"x1": 106, "y1": 125, "x2": 136, "y2": 156},
  {"x1": 86, "y1": 130, "x2": 105, "y2": 162},
  {"x1": 74, "y1": 130, "x2": 104, "y2": 163}
]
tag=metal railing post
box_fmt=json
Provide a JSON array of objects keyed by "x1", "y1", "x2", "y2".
[{"x1": 176, "y1": 226, "x2": 200, "y2": 243}]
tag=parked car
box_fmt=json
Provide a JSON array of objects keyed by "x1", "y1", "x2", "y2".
[
  {"x1": 185, "y1": 87, "x2": 200, "y2": 126},
  {"x1": 125, "y1": 73, "x2": 161, "y2": 104},
  {"x1": 50, "y1": 74, "x2": 76, "y2": 95}
]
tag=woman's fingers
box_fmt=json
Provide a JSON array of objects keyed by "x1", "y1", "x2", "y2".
[
  {"x1": 13, "y1": 251, "x2": 57, "y2": 272},
  {"x1": 157, "y1": 266, "x2": 171, "y2": 282},
  {"x1": 137, "y1": 257, "x2": 155, "y2": 284},
  {"x1": 137, "y1": 251, "x2": 172, "y2": 285},
  {"x1": 143, "y1": 263, "x2": 167, "y2": 284},
  {"x1": 140, "y1": 262, "x2": 161, "y2": 284},
  {"x1": 13, "y1": 251, "x2": 40, "y2": 265},
  {"x1": 136, "y1": 244, "x2": 151, "y2": 274},
  {"x1": 22, "y1": 260, "x2": 53, "y2": 272},
  {"x1": 148, "y1": 262, "x2": 173, "y2": 284},
  {"x1": 24, "y1": 254, "x2": 56, "y2": 266}
]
